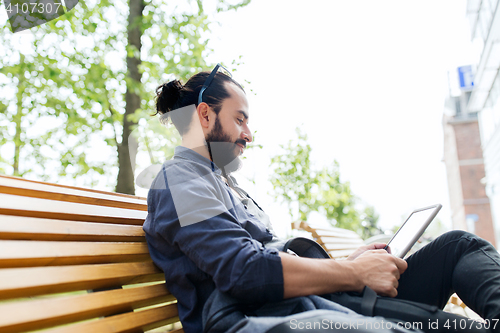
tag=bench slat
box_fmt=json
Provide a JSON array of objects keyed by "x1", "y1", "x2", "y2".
[
  {"x1": 327, "y1": 249, "x2": 359, "y2": 259},
  {"x1": 0, "y1": 194, "x2": 146, "y2": 225},
  {"x1": 0, "y1": 185, "x2": 147, "y2": 211},
  {"x1": 323, "y1": 243, "x2": 364, "y2": 251},
  {"x1": 0, "y1": 262, "x2": 164, "y2": 300},
  {"x1": 0, "y1": 283, "x2": 174, "y2": 333},
  {"x1": 308, "y1": 230, "x2": 361, "y2": 239},
  {"x1": 0, "y1": 216, "x2": 145, "y2": 242},
  {"x1": 299, "y1": 222, "x2": 360, "y2": 236},
  {"x1": 321, "y1": 237, "x2": 364, "y2": 246},
  {"x1": 44, "y1": 303, "x2": 179, "y2": 333},
  {"x1": 0, "y1": 175, "x2": 147, "y2": 206},
  {"x1": 0, "y1": 241, "x2": 151, "y2": 268}
]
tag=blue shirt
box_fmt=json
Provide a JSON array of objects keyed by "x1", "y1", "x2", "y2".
[{"x1": 143, "y1": 146, "x2": 284, "y2": 333}]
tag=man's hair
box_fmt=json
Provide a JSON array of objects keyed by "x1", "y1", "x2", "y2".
[{"x1": 154, "y1": 71, "x2": 244, "y2": 135}]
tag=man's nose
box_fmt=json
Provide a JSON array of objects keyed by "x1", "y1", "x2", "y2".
[{"x1": 242, "y1": 127, "x2": 252, "y2": 143}]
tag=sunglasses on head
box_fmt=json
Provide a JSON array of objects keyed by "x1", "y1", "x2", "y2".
[{"x1": 198, "y1": 63, "x2": 232, "y2": 105}]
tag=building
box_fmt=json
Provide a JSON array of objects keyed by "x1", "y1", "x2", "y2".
[
  {"x1": 465, "y1": 0, "x2": 500, "y2": 246},
  {"x1": 443, "y1": 88, "x2": 495, "y2": 245}
]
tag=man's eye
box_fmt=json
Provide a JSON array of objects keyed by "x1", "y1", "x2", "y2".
[{"x1": 237, "y1": 118, "x2": 244, "y2": 124}]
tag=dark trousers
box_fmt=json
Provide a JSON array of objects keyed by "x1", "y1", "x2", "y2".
[{"x1": 396, "y1": 230, "x2": 500, "y2": 322}]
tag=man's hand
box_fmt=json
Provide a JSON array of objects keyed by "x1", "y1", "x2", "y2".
[
  {"x1": 346, "y1": 243, "x2": 388, "y2": 261},
  {"x1": 350, "y1": 249, "x2": 407, "y2": 297},
  {"x1": 279, "y1": 246, "x2": 406, "y2": 299}
]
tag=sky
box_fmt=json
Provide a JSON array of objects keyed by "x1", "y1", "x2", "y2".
[{"x1": 198, "y1": 0, "x2": 479, "y2": 237}]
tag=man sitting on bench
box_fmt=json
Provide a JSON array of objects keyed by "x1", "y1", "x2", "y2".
[{"x1": 143, "y1": 65, "x2": 500, "y2": 333}]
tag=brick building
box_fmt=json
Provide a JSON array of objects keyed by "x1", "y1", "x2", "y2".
[
  {"x1": 464, "y1": 0, "x2": 500, "y2": 247},
  {"x1": 443, "y1": 95, "x2": 495, "y2": 245}
]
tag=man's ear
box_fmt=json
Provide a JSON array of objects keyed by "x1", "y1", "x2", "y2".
[{"x1": 197, "y1": 102, "x2": 211, "y2": 129}]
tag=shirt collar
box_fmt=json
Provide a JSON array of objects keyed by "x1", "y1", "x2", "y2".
[{"x1": 173, "y1": 145, "x2": 222, "y2": 175}]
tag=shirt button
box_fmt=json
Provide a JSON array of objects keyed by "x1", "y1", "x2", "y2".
[{"x1": 244, "y1": 205, "x2": 247, "y2": 209}]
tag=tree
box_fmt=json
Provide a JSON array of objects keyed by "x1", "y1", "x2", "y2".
[
  {"x1": 0, "y1": 0, "x2": 251, "y2": 192},
  {"x1": 269, "y1": 127, "x2": 380, "y2": 237},
  {"x1": 0, "y1": 29, "x2": 84, "y2": 181},
  {"x1": 360, "y1": 205, "x2": 383, "y2": 239}
]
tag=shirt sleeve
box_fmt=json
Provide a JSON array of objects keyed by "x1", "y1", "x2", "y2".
[{"x1": 148, "y1": 164, "x2": 284, "y2": 304}]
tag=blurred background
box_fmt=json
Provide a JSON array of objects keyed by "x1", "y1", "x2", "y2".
[{"x1": 1, "y1": 0, "x2": 499, "y2": 245}]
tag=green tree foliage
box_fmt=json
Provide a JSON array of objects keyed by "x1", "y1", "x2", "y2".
[
  {"x1": 269, "y1": 127, "x2": 381, "y2": 237},
  {"x1": 360, "y1": 205, "x2": 383, "y2": 239},
  {"x1": 0, "y1": 0, "x2": 250, "y2": 192},
  {"x1": 0, "y1": 31, "x2": 83, "y2": 180}
]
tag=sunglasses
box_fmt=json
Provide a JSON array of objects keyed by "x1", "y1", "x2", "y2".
[{"x1": 198, "y1": 63, "x2": 232, "y2": 105}]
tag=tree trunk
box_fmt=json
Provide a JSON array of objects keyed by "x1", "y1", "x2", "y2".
[
  {"x1": 13, "y1": 55, "x2": 25, "y2": 177},
  {"x1": 115, "y1": 0, "x2": 144, "y2": 195}
]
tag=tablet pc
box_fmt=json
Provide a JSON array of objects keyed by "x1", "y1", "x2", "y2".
[{"x1": 384, "y1": 204, "x2": 442, "y2": 258}]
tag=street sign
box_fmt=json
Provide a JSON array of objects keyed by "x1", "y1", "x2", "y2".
[{"x1": 458, "y1": 65, "x2": 474, "y2": 91}]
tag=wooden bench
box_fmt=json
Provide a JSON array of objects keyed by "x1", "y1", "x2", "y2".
[
  {"x1": 0, "y1": 174, "x2": 182, "y2": 333},
  {"x1": 1, "y1": 173, "x2": 476, "y2": 332}
]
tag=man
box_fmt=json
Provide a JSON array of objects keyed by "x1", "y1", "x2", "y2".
[{"x1": 144, "y1": 65, "x2": 500, "y2": 333}]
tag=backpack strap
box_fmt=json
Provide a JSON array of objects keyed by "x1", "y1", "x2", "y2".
[{"x1": 360, "y1": 286, "x2": 378, "y2": 317}]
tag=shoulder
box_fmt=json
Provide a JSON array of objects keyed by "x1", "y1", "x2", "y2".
[
  {"x1": 149, "y1": 159, "x2": 227, "y2": 208},
  {"x1": 147, "y1": 159, "x2": 235, "y2": 229},
  {"x1": 150, "y1": 158, "x2": 216, "y2": 189}
]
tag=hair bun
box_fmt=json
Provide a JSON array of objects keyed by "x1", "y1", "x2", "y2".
[{"x1": 156, "y1": 79, "x2": 183, "y2": 114}]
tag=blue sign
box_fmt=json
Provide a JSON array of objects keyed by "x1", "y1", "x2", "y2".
[{"x1": 458, "y1": 66, "x2": 474, "y2": 90}]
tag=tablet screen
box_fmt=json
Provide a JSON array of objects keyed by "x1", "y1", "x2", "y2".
[{"x1": 386, "y1": 204, "x2": 442, "y2": 258}]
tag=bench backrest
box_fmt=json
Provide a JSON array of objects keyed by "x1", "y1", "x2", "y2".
[
  {"x1": 295, "y1": 221, "x2": 365, "y2": 259},
  {"x1": 0, "y1": 175, "x2": 182, "y2": 333}
]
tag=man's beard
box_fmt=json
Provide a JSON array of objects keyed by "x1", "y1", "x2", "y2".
[{"x1": 205, "y1": 116, "x2": 244, "y2": 174}]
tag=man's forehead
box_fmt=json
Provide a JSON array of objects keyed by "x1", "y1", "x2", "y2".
[
  {"x1": 223, "y1": 82, "x2": 249, "y2": 117},
  {"x1": 224, "y1": 81, "x2": 246, "y2": 99}
]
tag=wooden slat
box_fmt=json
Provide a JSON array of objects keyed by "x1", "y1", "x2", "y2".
[
  {"x1": 323, "y1": 239, "x2": 364, "y2": 245},
  {"x1": 0, "y1": 241, "x2": 151, "y2": 268},
  {"x1": 0, "y1": 175, "x2": 147, "y2": 205},
  {"x1": 320, "y1": 233, "x2": 363, "y2": 239},
  {"x1": 299, "y1": 225, "x2": 344, "y2": 238},
  {"x1": 44, "y1": 303, "x2": 179, "y2": 333},
  {"x1": 309, "y1": 230, "x2": 361, "y2": 239},
  {"x1": 0, "y1": 216, "x2": 145, "y2": 242},
  {"x1": 0, "y1": 209, "x2": 144, "y2": 225},
  {"x1": 323, "y1": 243, "x2": 363, "y2": 251},
  {"x1": 0, "y1": 184, "x2": 147, "y2": 211},
  {"x1": 321, "y1": 237, "x2": 365, "y2": 244},
  {"x1": 299, "y1": 222, "x2": 360, "y2": 238},
  {"x1": 0, "y1": 194, "x2": 146, "y2": 225},
  {"x1": 449, "y1": 294, "x2": 467, "y2": 309},
  {"x1": 0, "y1": 262, "x2": 164, "y2": 300},
  {"x1": 0, "y1": 283, "x2": 174, "y2": 333},
  {"x1": 328, "y1": 249, "x2": 358, "y2": 259}
]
